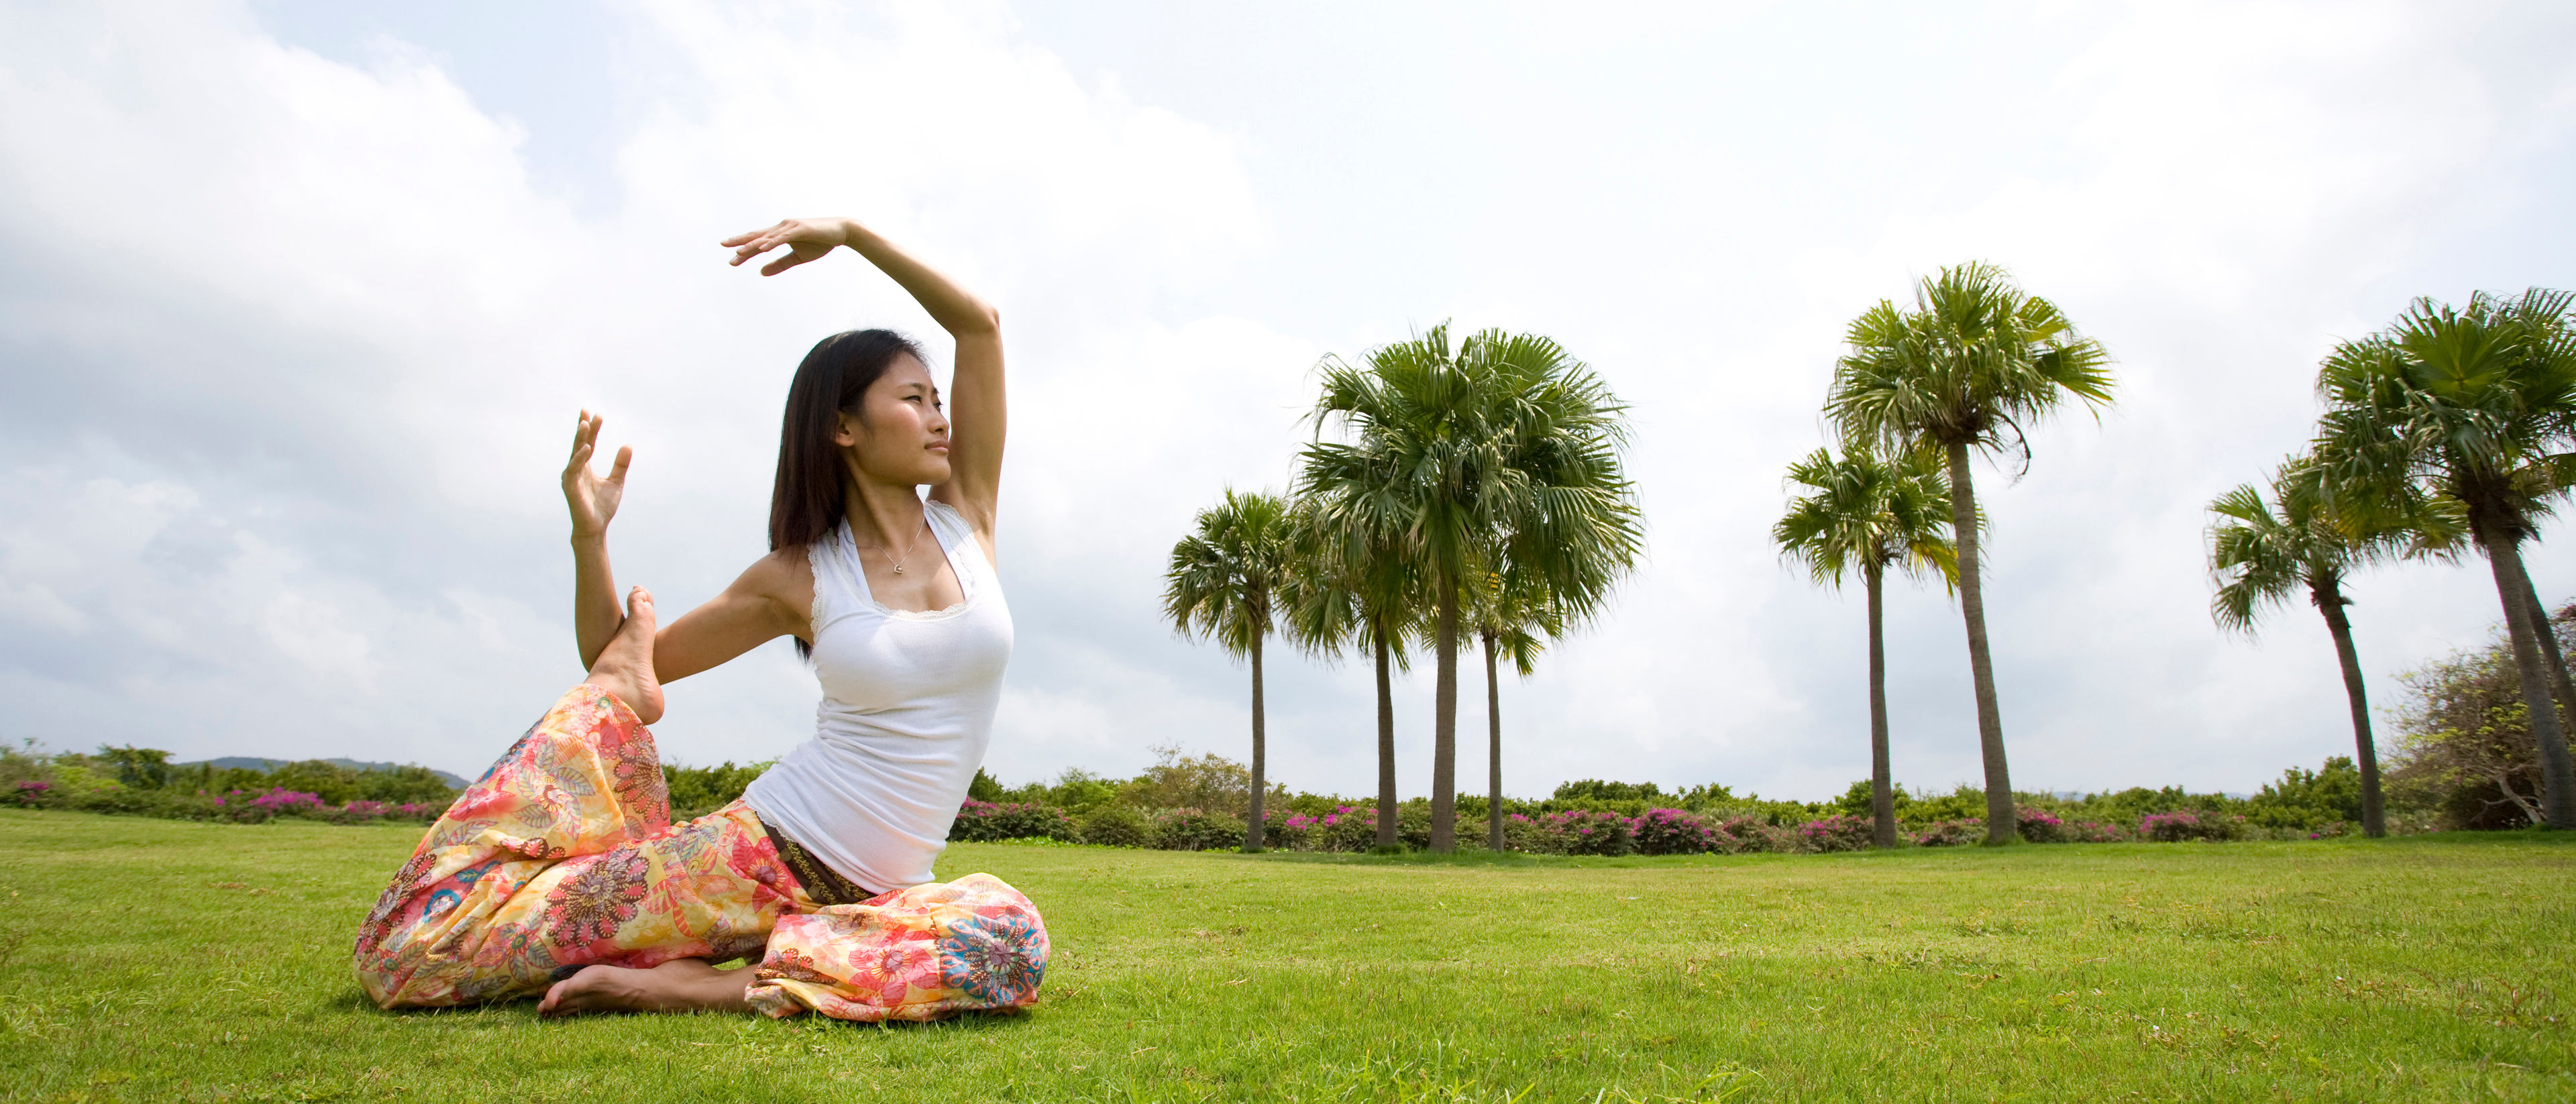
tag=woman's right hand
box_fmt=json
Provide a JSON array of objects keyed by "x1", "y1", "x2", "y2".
[
  {"x1": 564, "y1": 410, "x2": 631, "y2": 541},
  {"x1": 722, "y1": 217, "x2": 853, "y2": 277}
]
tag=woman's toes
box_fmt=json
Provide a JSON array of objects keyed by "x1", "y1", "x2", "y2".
[{"x1": 623, "y1": 586, "x2": 657, "y2": 634}]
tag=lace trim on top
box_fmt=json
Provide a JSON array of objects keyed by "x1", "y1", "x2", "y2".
[{"x1": 807, "y1": 502, "x2": 979, "y2": 634}]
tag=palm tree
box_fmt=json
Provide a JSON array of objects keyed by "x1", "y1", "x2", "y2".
[
  {"x1": 2208, "y1": 455, "x2": 2446, "y2": 838},
  {"x1": 1466, "y1": 565, "x2": 1563, "y2": 850},
  {"x1": 1825, "y1": 262, "x2": 2114, "y2": 845},
  {"x1": 1164, "y1": 488, "x2": 1296, "y2": 852},
  {"x1": 1772, "y1": 443, "x2": 1959, "y2": 848},
  {"x1": 2312, "y1": 288, "x2": 2576, "y2": 828},
  {"x1": 1301, "y1": 325, "x2": 1641, "y2": 850},
  {"x1": 1279, "y1": 506, "x2": 1421, "y2": 850}
]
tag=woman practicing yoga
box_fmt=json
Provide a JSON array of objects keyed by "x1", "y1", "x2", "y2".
[{"x1": 352, "y1": 216, "x2": 1046, "y2": 1022}]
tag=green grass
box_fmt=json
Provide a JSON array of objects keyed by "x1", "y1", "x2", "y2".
[{"x1": 0, "y1": 810, "x2": 2569, "y2": 1102}]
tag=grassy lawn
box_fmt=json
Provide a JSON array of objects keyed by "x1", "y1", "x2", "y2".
[{"x1": 0, "y1": 810, "x2": 2569, "y2": 1102}]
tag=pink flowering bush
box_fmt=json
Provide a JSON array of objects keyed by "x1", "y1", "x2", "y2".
[
  {"x1": 189, "y1": 788, "x2": 443, "y2": 825},
  {"x1": 10, "y1": 780, "x2": 50, "y2": 808},
  {"x1": 329, "y1": 799, "x2": 394, "y2": 824},
  {"x1": 1538, "y1": 810, "x2": 1633, "y2": 857},
  {"x1": 2061, "y1": 819, "x2": 2135, "y2": 843},
  {"x1": 947, "y1": 799, "x2": 1080, "y2": 842},
  {"x1": 1259, "y1": 805, "x2": 1308, "y2": 850},
  {"x1": 185, "y1": 787, "x2": 322, "y2": 824},
  {"x1": 2016, "y1": 808, "x2": 2068, "y2": 843},
  {"x1": 1484, "y1": 811, "x2": 1536, "y2": 852},
  {"x1": 347, "y1": 799, "x2": 443, "y2": 824},
  {"x1": 1297, "y1": 804, "x2": 1384, "y2": 852},
  {"x1": 1296, "y1": 803, "x2": 1434, "y2": 851},
  {"x1": 1794, "y1": 814, "x2": 1875, "y2": 853},
  {"x1": 1697, "y1": 814, "x2": 1790, "y2": 854},
  {"x1": 1631, "y1": 808, "x2": 1721, "y2": 855},
  {"x1": 249, "y1": 788, "x2": 327, "y2": 816},
  {"x1": 1911, "y1": 818, "x2": 1985, "y2": 847},
  {"x1": 2141, "y1": 810, "x2": 2239, "y2": 842},
  {"x1": 1150, "y1": 807, "x2": 1246, "y2": 851}
]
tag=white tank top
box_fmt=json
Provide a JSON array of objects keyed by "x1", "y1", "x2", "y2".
[{"x1": 743, "y1": 500, "x2": 1013, "y2": 891}]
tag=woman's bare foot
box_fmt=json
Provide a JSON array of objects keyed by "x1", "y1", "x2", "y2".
[
  {"x1": 582, "y1": 586, "x2": 664, "y2": 725},
  {"x1": 537, "y1": 958, "x2": 755, "y2": 1017}
]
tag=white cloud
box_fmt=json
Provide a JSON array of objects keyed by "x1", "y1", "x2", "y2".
[{"x1": 0, "y1": 0, "x2": 1290, "y2": 779}]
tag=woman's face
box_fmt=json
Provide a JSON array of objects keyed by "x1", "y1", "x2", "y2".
[{"x1": 835, "y1": 353, "x2": 952, "y2": 488}]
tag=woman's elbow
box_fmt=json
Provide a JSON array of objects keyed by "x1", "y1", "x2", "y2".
[{"x1": 956, "y1": 301, "x2": 1001, "y2": 338}]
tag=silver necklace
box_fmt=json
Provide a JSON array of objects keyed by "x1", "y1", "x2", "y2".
[{"x1": 874, "y1": 517, "x2": 929, "y2": 575}]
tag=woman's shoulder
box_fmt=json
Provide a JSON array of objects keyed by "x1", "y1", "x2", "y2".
[
  {"x1": 739, "y1": 542, "x2": 821, "y2": 599},
  {"x1": 926, "y1": 487, "x2": 995, "y2": 534},
  {"x1": 924, "y1": 498, "x2": 1000, "y2": 573},
  {"x1": 693, "y1": 543, "x2": 820, "y2": 643}
]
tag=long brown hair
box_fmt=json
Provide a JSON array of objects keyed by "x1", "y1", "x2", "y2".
[{"x1": 768, "y1": 327, "x2": 925, "y2": 553}]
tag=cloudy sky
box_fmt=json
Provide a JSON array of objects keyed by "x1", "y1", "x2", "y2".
[{"x1": 5, "y1": 0, "x2": 2575, "y2": 803}]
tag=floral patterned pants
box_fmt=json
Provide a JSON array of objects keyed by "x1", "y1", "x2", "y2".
[{"x1": 352, "y1": 685, "x2": 1048, "y2": 1021}]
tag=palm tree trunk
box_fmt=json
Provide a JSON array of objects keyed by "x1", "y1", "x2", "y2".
[
  {"x1": 1866, "y1": 561, "x2": 1896, "y2": 849},
  {"x1": 1430, "y1": 575, "x2": 1460, "y2": 852},
  {"x1": 1246, "y1": 630, "x2": 1267, "y2": 852},
  {"x1": 1375, "y1": 625, "x2": 1397, "y2": 850},
  {"x1": 1943, "y1": 440, "x2": 2017, "y2": 844},
  {"x1": 1485, "y1": 628, "x2": 1505, "y2": 851},
  {"x1": 2310, "y1": 577, "x2": 2383, "y2": 838},
  {"x1": 2478, "y1": 522, "x2": 2576, "y2": 828},
  {"x1": 2510, "y1": 574, "x2": 2576, "y2": 738}
]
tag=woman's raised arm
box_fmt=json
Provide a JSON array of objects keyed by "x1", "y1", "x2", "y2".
[
  {"x1": 564, "y1": 410, "x2": 631, "y2": 669},
  {"x1": 721, "y1": 218, "x2": 1005, "y2": 557}
]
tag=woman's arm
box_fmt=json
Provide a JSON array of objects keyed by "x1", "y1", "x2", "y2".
[
  {"x1": 649, "y1": 551, "x2": 813, "y2": 683},
  {"x1": 722, "y1": 218, "x2": 1006, "y2": 557},
  {"x1": 564, "y1": 411, "x2": 631, "y2": 668}
]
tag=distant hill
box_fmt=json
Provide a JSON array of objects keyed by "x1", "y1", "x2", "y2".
[{"x1": 176, "y1": 757, "x2": 470, "y2": 790}]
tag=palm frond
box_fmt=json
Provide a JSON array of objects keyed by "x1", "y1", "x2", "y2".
[
  {"x1": 1295, "y1": 322, "x2": 1641, "y2": 675},
  {"x1": 1824, "y1": 261, "x2": 2116, "y2": 461},
  {"x1": 2310, "y1": 288, "x2": 2576, "y2": 547},
  {"x1": 1772, "y1": 442, "x2": 1958, "y2": 594},
  {"x1": 1162, "y1": 488, "x2": 1295, "y2": 660}
]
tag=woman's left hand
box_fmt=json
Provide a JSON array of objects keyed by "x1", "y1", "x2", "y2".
[
  {"x1": 563, "y1": 410, "x2": 630, "y2": 542},
  {"x1": 721, "y1": 218, "x2": 852, "y2": 276}
]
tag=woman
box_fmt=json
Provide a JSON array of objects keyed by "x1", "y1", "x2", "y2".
[{"x1": 352, "y1": 216, "x2": 1045, "y2": 1022}]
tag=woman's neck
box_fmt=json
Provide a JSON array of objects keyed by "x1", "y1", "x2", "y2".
[{"x1": 840, "y1": 475, "x2": 927, "y2": 551}]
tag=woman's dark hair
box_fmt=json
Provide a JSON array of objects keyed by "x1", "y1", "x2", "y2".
[{"x1": 769, "y1": 328, "x2": 925, "y2": 554}]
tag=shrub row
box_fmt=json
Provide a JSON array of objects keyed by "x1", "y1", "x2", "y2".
[
  {"x1": 949, "y1": 797, "x2": 2327, "y2": 854},
  {"x1": 967, "y1": 752, "x2": 2402, "y2": 840},
  {"x1": 5, "y1": 739, "x2": 2361, "y2": 848},
  {"x1": 10, "y1": 779, "x2": 443, "y2": 824}
]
